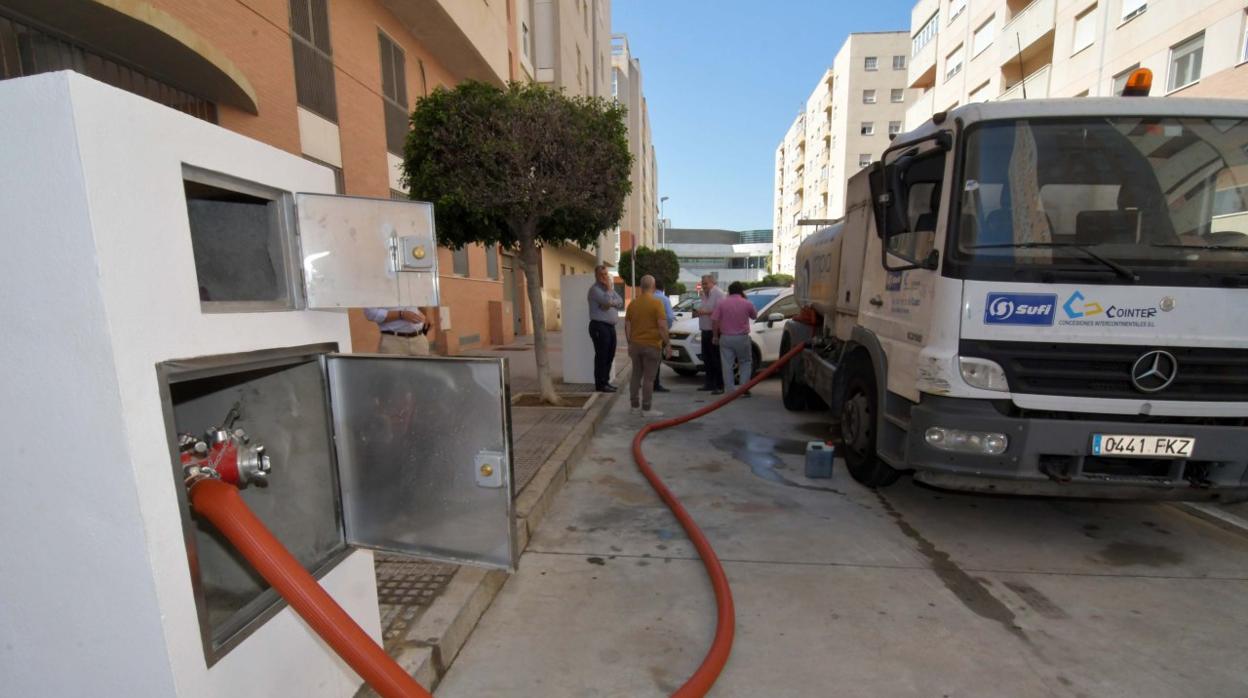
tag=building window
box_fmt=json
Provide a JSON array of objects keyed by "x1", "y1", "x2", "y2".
[
  {"x1": 912, "y1": 12, "x2": 939, "y2": 57},
  {"x1": 949, "y1": 0, "x2": 967, "y2": 22},
  {"x1": 864, "y1": 56, "x2": 878, "y2": 71},
  {"x1": 968, "y1": 80, "x2": 989, "y2": 102},
  {"x1": 303, "y1": 156, "x2": 344, "y2": 194},
  {"x1": 862, "y1": 89, "x2": 876, "y2": 104},
  {"x1": 560, "y1": 263, "x2": 566, "y2": 277},
  {"x1": 1243, "y1": 9, "x2": 1248, "y2": 62},
  {"x1": 378, "y1": 31, "x2": 408, "y2": 156},
  {"x1": 522, "y1": 22, "x2": 530, "y2": 59},
  {"x1": 486, "y1": 244, "x2": 499, "y2": 279},
  {"x1": 890, "y1": 88, "x2": 905, "y2": 103},
  {"x1": 290, "y1": 0, "x2": 337, "y2": 122},
  {"x1": 945, "y1": 44, "x2": 964, "y2": 81},
  {"x1": 888, "y1": 121, "x2": 902, "y2": 136},
  {"x1": 452, "y1": 246, "x2": 470, "y2": 276},
  {"x1": 861, "y1": 121, "x2": 875, "y2": 135},
  {"x1": 893, "y1": 54, "x2": 906, "y2": 70},
  {"x1": 858, "y1": 153, "x2": 872, "y2": 169},
  {"x1": 972, "y1": 16, "x2": 995, "y2": 57},
  {"x1": 1168, "y1": 32, "x2": 1203, "y2": 92},
  {"x1": 1120, "y1": 0, "x2": 1146, "y2": 21},
  {"x1": 1111, "y1": 63, "x2": 1139, "y2": 95},
  {"x1": 0, "y1": 13, "x2": 216, "y2": 121},
  {"x1": 1072, "y1": 5, "x2": 1097, "y2": 55}
]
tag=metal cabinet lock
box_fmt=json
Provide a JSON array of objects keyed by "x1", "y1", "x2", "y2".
[{"x1": 474, "y1": 451, "x2": 505, "y2": 488}]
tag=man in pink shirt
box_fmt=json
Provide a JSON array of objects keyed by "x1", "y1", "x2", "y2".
[{"x1": 711, "y1": 281, "x2": 757, "y2": 396}]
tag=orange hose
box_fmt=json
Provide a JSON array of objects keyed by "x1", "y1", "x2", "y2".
[
  {"x1": 190, "y1": 479, "x2": 432, "y2": 698},
  {"x1": 633, "y1": 339, "x2": 809, "y2": 697}
]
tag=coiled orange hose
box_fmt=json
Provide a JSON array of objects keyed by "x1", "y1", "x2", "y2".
[
  {"x1": 190, "y1": 479, "x2": 432, "y2": 698},
  {"x1": 633, "y1": 339, "x2": 809, "y2": 697}
]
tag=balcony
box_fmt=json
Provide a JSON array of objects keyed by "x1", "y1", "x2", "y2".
[
  {"x1": 998, "y1": 64, "x2": 1051, "y2": 100},
  {"x1": 904, "y1": 89, "x2": 936, "y2": 130},
  {"x1": 909, "y1": 34, "x2": 937, "y2": 89},
  {"x1": 997, "y1": 0, "x2": 1055, "y2": 67}
]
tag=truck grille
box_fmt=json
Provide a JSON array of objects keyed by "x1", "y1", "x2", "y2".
[{"x1": 960, "y1": 340, "x2": 1248, "y2": 402}]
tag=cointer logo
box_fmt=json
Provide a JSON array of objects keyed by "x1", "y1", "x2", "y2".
[{"x1": 984, "y1": 292, "x2": 1057, "y2": 326}]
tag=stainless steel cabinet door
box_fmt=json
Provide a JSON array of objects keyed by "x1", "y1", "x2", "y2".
[{"x1": 325, "y1": 354, "x2": 515, "y2": 570}]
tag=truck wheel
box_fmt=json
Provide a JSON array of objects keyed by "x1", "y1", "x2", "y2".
[{"x1": 840, "y1": 363, "x2": 900, "y2": 488}]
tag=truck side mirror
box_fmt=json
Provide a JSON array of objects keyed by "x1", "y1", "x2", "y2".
[{"x1": 868, "y1": 158, "x2": 911, "y2": 240}]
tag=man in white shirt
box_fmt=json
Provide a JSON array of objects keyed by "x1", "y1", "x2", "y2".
[{"x1": 364, "y1": 307, "x2": 430, "y2": 356}]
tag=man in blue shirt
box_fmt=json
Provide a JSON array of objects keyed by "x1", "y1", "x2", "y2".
[
  {"x1": 653, "y1": 278, "x2": 675, "y2": 392},
  {"x1": 587, "y1": 264, "x2": 624, "y2": 392}
]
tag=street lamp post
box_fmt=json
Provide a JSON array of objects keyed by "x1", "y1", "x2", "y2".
[{"x1": 660, "y1": 196, "x2": 669, "y2": 249}]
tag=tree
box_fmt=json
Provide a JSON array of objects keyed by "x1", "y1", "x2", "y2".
[
  {"x1": 669, "y1": 281, "x2": 687, "y2": 296},
  {"x1": 403, "y1": 81, "x2": 632, "y2": 404},
  {"x1": 617, "y1": 246, "x2": 679, "y2": 290}
]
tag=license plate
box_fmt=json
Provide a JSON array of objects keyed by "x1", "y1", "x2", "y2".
[{"x1": 1091, "y1": 434, "x2": 1194, "y2": 458}]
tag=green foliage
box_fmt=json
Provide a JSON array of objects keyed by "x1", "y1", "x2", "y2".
[
  {"x1": 668, "y1": 281, "x2": 687, "y2": 296},
  {"x1": 617, "y1": 246, "x2": 679, "y2": 289},
  {"x1": 402, "y1": 80, "x2": 632, "y2": 249}
]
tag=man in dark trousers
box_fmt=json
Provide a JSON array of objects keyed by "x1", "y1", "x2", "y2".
[
  {"x1": 587, "y1": 264, "x2": 624, "y2": 392},
  {"x1": 696, "y1": 274, "x2": 725, "y2": 392}
]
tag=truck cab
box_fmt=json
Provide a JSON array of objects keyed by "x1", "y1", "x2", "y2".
[{"x1": 784, "y1": 97, "x2": 1248, "y2": 500}]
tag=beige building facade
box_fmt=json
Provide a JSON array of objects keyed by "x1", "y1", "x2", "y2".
[
  {"x1": 904, "y1": 0, "x2": 1248, "y2": 129},
  {"x1": 773, "y1": 32, "x2": 912, "y2": 275},
  {"x1": 612, "y1": 33, "x2": 660, "y2": 277}
]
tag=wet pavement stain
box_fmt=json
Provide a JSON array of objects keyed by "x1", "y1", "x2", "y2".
[
  {"x1": 586, "y1": 557, "x2": 606, "y2": 566},
  {"x1": 1096, "y1": 541, "x2": 1184, "y2": 567},
  {"x1": 876, "y1": 492, "x2": 1034, "y2": 647},
  {"x1": 1003, "y1": 581, "x2": 1069, "y2": 620},
  {"x1": 711, "y1": 428, "x2": 845, "y2": 495}
]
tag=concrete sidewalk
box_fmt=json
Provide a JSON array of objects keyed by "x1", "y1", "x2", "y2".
[{"x1": 360, "y1": 326, "x2": 635, "y2": 695}]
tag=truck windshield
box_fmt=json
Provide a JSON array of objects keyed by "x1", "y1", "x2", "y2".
[{"x1": 952, "y1": 117, "x2": 1248, "y2": 284}]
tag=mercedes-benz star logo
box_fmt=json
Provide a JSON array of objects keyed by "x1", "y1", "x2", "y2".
[{"x1": 1130, "y1": 350, "x2": 1178, "y2": 393}]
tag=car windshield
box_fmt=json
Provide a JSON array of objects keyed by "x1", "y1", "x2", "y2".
[
  {"x1": 746, "y1": 291, "x2": 780, "y2": 310},
  {"x1": 953, "y1": 117, "x2": 1248, "y2": 283},
  {"x1": 674, "y1": 296, "x2": 700, "y2": 311}
]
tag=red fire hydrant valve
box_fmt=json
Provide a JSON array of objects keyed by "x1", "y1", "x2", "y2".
[{"x1": 180, "y1": 426, "x2": 271, "y2": 489}]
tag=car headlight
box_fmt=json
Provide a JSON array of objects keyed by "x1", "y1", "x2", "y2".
[{"x1": 958, "y1": 356, "x2": 1009, "y2": 392}]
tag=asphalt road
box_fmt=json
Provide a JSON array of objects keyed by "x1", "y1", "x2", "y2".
[{"x1": 437, "y1": 370, "x2": 1248, "y2": 697}]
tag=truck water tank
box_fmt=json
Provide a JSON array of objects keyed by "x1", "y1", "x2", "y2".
[{"x1": 793, "y1": 222, "x2": 846, "y2": 317}]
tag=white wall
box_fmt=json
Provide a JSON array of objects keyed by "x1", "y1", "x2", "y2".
[
  {"x1": 561, "y1": 274, "x2": 599, "y2": 384},
  {"x1": 0, "y1": 72, "x2": 379, "y2": 697}
]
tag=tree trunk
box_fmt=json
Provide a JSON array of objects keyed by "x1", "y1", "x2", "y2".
[{"x1": 518, "y1": 231, "x2": 562, "y2": 405}]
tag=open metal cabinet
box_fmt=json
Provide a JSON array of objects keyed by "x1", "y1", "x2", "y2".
[{"x1": 159, "y1": 345, "x2": 515, "y2": 665}]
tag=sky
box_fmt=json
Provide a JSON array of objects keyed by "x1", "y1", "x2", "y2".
[{"x1": 611, "y1": 0, "x2": 917, "y2": 231}]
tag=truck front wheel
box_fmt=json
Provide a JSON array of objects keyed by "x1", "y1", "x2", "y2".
[{"x1": 840, "y1": 365, "x2": 900, "y2": 488}]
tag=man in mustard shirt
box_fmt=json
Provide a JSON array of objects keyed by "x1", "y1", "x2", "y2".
[{"x1": 624, "y1": 275, "x2": 670, "y2": 418}]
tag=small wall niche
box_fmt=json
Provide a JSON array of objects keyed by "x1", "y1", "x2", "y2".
[{"x1": 182, "y1": 165, "x2": 300, "y2": 312}]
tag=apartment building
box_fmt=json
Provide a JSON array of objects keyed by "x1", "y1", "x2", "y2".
[
  {"x1": 772, "y1": 33, "x2": 912, "y2": 275},
  {"x1": 612, "y1": 33, "x2": 661, "y2": 281},
  {"x1": 904, "y1": 0, "x2": 1248, "y2": 129}
]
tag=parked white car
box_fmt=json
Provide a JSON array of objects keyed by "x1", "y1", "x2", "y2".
[{"x1": 663, "y1": 287, "x2": 798, "y2": 377}]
